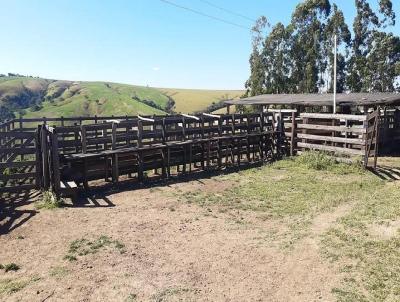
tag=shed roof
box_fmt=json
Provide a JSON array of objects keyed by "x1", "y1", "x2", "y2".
[{"x1": 224, "y1": 93, "x2": 400, "y2": 107}]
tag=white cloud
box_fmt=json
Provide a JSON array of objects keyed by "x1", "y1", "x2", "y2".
[{"x1": 152, "y1": 67, "x2": 160, "y2": 71}]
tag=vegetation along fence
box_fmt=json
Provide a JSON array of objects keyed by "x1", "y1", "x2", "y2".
[{"x1": 288, "y1": 109, "x2": 382, "y2": 168}]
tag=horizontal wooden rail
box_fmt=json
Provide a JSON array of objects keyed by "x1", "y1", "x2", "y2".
[
  {"x1": 296, "y1": 133, "x2": 364, "y2": 145},
  {"x1": 300, "y1": 113, "x2": 367, "y2": 121},
  {"x1": 297, "y1": 124, "x2": 366, "y2": 134},
  {"x1": 297, "y1": 142, "x2": 364, "y2": 156}
]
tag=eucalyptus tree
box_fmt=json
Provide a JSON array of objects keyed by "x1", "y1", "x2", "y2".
[
  {"x1": 347, "y1": 0, "x2": 397, "y2": 92},
  {"x1": 245, "y1": 16, "x2": 269, "y2": 97},
  {"x1": 324, "y1": 4, "x2": 351, "y2": 92},
  {"x1": 262, "y1": 22, "x2": 294, "y2": 94},
  {"x1": 289, "y1": 0, "x2": 331, "y2": 93}
]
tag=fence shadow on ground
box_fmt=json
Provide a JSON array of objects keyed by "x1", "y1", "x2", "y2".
[
  {"x1": 0, "y1": 191, "x2": 40, "y2": 235},
  {"x1": 369, "y1": 166, "x2": 400, "y2": 181},
  {"x1": 74, "y1": 161, "x2": 265, "y2": 204}
]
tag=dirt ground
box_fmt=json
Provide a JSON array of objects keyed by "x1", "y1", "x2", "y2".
[{"x1": 0, "y1": 174, "x2": 349, "y2": 302}]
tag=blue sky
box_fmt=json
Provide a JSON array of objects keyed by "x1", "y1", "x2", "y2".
[{"x1": 0, "y1": 0, "x2": 399, "y2": 89}]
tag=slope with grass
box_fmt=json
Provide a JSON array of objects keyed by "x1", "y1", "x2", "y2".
[
  {"x1": 23, "y1": 81, "x2": 169, "y2": 119},
  {"x1": 156, "y1": 87, "x2": 243, "y2": 113},
  {"x1": 0, "y1": 76, "x2": 244, "y2": 121}
]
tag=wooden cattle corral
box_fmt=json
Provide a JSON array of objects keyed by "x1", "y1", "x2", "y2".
[
  {"x1": 0, "y1": 107, "x2": 398, "y2": 200},
  {"x1": 0, "y1": 113, "x2": 288, "y2": 199}
]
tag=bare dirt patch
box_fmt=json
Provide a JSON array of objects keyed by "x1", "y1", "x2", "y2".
[{"x1": 0, "y1": 176, "x2": 342, "y2": 302}]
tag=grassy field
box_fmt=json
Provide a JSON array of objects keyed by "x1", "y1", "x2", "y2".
[
  {"x1": 1, "y1": 153, "x2": 400, "y2": 301},
  {"x1": 156, "y1": 87, "x2": 243, "y2": 113},
  {"x1": 23, "y1": 81, "x2": 167, "y2": 118},
  {"x1": 179, "y1": 154, "x2": 400, "y2": 301},
  {"x1": 0, "y1": 76, "x2": 244, "y2": 120}
]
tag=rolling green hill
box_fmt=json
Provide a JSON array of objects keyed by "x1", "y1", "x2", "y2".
[
  {"x1": 157, "y1": 87, "x2": 244, "y2": 113},
  {"x1": 0, "y1": 76, "x2": 243, "y2": 121}
]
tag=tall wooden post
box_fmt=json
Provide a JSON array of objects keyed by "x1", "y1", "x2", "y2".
[
  {"x1": 41, "y1": 125, "x2": 50, "y2": 190},
  {"x1": 290, "y1": 112, "x2": 297, "y2": 156},
  {"x1": 50, "y1": 129, "x2": 61, "y2": 196}
]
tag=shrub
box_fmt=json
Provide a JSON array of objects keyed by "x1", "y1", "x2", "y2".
[
  {"x1": 3, "y1": 263, "x2": 20, "y2": 272},
  {"x1": 294, "y1": 151, "x2": 364, "y2": 174},
  {"x1": 35, "y1": 191, "x2": 64, "y2": 209},
  {"x1": 295, "y1": 151, "x2": 337, "y2": 170},
  {"x1": 64, "y1": 235, "x2": 126, "y2": 261}
]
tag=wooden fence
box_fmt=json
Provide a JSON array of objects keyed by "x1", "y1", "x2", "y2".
[
  {"x1": 287, "y1": 109, "x2": 380, "y2": 168},
  {"x1": 35, "y1": 112, "x2": 283, "y2": 198},
  {"x1": 1, "y1": 108, "x2": 397, "y2": 198},
  {"x1": 0, "y1": 119, "x2": 40, "y2": 194}
]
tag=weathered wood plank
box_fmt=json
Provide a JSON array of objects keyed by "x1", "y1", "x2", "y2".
[
  {"x1": 296, "y1": 133, "x2": 364, "y2": 145},
  {"x1": 297, "y1": 142, "x2": 364, "y2": 155},
  {"x1": 297, "y1": 124, "x2": 367, "y2": 134},
  {"x1": 300, "y1": 113, "x2": 367, "y2": 121}
]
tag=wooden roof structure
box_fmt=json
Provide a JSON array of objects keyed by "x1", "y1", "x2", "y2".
[{"x1": 224, "y1": 93, "x2": 400, "y2": 107}]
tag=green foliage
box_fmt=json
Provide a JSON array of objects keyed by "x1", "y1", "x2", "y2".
[
  {"x1": 35, "y1": 191, "x2": 64, "y2": 210},
  {"x1": 246, "y1": 0, "x2": 398, "y2": 96},
  {"x1": 294, "y1": 151, "x2": 363, "y2": 173},
  {"x1": 245, "y1": 16, "x2": 269, "y2": 97},
  {"x1": 49, "y1": 266, "x2": 69, "y2": 279},
  {"x1": 125, "y1": 293, "x2": 138, "y2": 302},
  {"x1": 3, "y1": 263, "x2": 20, "y2": 272},
  {"x1": 0, "y1": 276, "x2": 40, "y2": 296},
  {"x1": 182, "y1": 156, "x2": 370, "y2": 219},
  {"x1": 321, "y1": 180, "x2": 400, "y2": 300},
  {"x1": 0, "y1": 263, "x2": 20, "y2": 273},
  {"x1": 0, "y1": 279, "x2": 30, "y2": 295},
  {"x1": 64, "y1": 235, "x2": 126, "y2": 261}
]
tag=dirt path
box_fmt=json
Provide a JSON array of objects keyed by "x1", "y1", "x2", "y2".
[{"x1": 0, "y1": 179, "x2": 347, "y2": 302}]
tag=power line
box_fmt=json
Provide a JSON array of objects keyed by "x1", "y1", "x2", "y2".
[
  {"x1": 159, "y1": 0, "x2": 251, "y2": 31},
  {"x1": 198, "y1": 0, "x2": 256, "y2": 23}
]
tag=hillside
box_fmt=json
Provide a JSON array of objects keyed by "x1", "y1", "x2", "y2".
[
  {"x1": 0, "y1": 76, "x2": 243, "y2": 120},
  {"x1": 157, "y1": 87, "x2": 244, "y2": 113}
]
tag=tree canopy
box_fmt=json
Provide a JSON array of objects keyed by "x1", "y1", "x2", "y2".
[{"x1": 245, "y1": 0, "x2": 400, "y2": 96}]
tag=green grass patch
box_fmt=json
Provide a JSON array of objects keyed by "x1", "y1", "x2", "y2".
[
  {"x1": 2, "y1": 263, "x2": 20, "y2": 272},
  {"x1": 49, "y1": 266, "x2": 69, "y2": 279},
  {"x1": 178, "y1": 153, "x2": 400, "y2": 298},
  {"x1": 152, "y1": 287, "x2": 194, "y2": 302},
  {"x1": 321, "y1": 180, "x2": 400, "y2": 301},
  {"x1": 156, "y1": 87, "x2": 243, "y2": 113},
  {"x1": 183, "y1": 155, "x2": 369, "y2": 218},
  {"x1": 0, "y1": 279, "x2": 30, "y2": 295},
  {"x1": 35, "y1": 191, "x2": 64, "y2": 210},
  {"x1": 64, "y1": 235, "x2": 126, "y2": 261},
  {"x1": 0, "y1": 276, "x2": 40, "y2": 296}
]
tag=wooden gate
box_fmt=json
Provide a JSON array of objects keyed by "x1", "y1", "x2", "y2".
[
  {"x1": 0, "y1": 120, "x2": 41, "y2": 196},
  {"x1": 294, "y1": 109, "x2": 380, "y2": 168}
]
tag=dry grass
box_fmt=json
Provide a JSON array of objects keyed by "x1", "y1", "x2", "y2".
[{"x1": 157, "y1": 87, "x2": 243, "y2": 113}]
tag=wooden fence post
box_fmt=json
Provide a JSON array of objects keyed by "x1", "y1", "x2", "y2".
[
  {"x1": 137, "y1": 120, "x2": 144, "y2": 181},
  {"x1": 290, "y1": 112, "x2": 297, "y2": 156},
  {"x1": 50, "y1": 129, "x2": 61, "y2": 196},
  {"x1": 35, "y1": 125, "x2": 43, "y2": 190},
  {"x1": 41, "y1": 125, "x2": 50, "y2": 190}
]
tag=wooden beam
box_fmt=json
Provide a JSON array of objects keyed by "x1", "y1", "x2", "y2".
[
  {"x1": 300, "y1": 113, "x2": 367, "y2": 121},
  {"x1": 297, "y1": 142, "x2": 364, "y2": 155},
  {"x1": 181, "y1": 113, "x2": 200, "y2": 121},
  {"x1": 202, "y1": 113, "x2": 220, "y2": 119},
  {"x1": 296, "y1": 133, "x2": 364, "y2": 145},
  {"x1": 297, "y1": 124, "x2": 367, "y2": 134}
]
